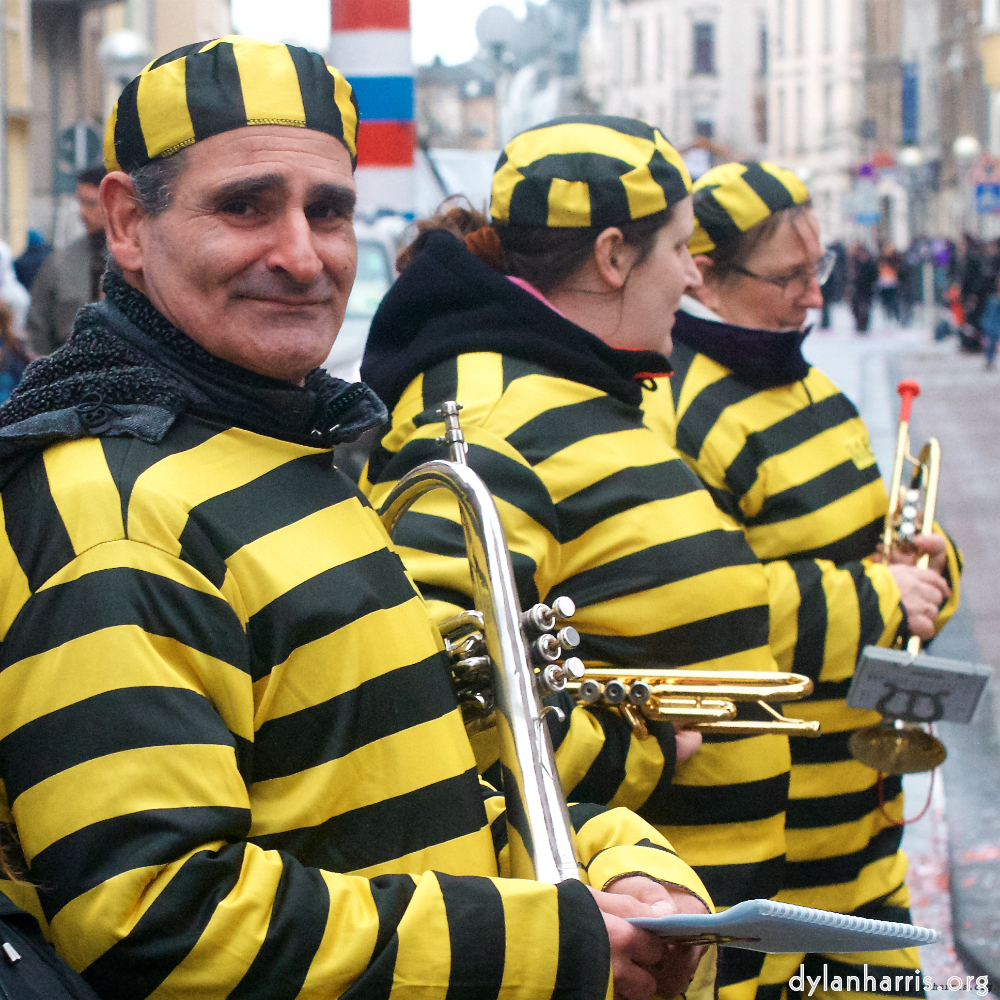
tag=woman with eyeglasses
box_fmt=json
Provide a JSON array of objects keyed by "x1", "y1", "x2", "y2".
[{"x1": 653, "y1": 161, "x2": 961, "y2": 1000}]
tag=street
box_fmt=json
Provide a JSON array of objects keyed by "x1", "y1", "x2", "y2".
[{"x1": 805, "y1": 303, "x2": 1000, "y2": 998}]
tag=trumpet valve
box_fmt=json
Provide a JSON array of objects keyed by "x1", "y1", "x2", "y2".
[
  {"x1": 551, "y1": 596, "x2": 576, "y2": 620},
  {"x1": 533, "y1": 634, "x2": 562, "y2": 663},
  {"x1": 562, "y1": 656, "x2": 585, "y2": 680},
  {"x1": 578, "y1": 678, "x2": 604, "y2": 703},
  {"x1": 541, "y1": 663, "x2": 568, "y2": 693},
  {"x1": 556, "y1": 626, "x2": 580, "y2": 649},
  {"x1": 603, "y1": 680, "x2": 628, "y2": 705},
  {"x1": 628, "y1": 680, "x2": 652, "y2": 706}
]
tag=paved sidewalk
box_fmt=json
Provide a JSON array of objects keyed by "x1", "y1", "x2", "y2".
[{"x1": 803, "y1": 304, "x2": 999, "y2": 997}]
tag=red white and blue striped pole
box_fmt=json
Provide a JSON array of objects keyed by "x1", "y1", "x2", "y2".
[{"x1": 329, "y1": 0, "x2": 415, "y2": 216}]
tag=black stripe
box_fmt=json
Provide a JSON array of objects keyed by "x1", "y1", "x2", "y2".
[
  {"x1": 112, "y1": 76, "x2": 147, "y2": 171},
  {"x1": 554, "y1": 461, "x2": 700, "y2": 543},
  {"x1": 498, "y1": 761, "x2": 533, "y2": 862},
  {"x1": 421, "y1": 359, "x2": 459, "y2": 412},
  {"x1": 245, "y1": 547, "x2": 418, "y2": 682},
  {"x1": 147, "y1": 42, "x2": 202, "y2": 71},
  {"x1": 723, "y1": 393, "x2": 862, "y2": 499},
  {"x1": 418, "y1": 582, "x2": 473, "y2": 612},
  {"x1": 508, "y1": 174, "x2": 553, "y2": 227},
  {"x1": 556, "y1": 529, "x2": 760, "y2": 611},
  {"x1": 391, "y1": 511, "x2": 464, "y2": 557},
  {"x1": 782, "y1": 823, "x2": 902, "y2": 890},
  {"x1": 1, "y1": 687, "x2": 238, "y2": 803},
  {"x1": 691, "y1": 187, "x2": 744, "y2": 258},
  {"x1": 564, "y1": 708, "x2": 630, "y2": 806},
  {"x1": 804, "y1": 955, "x2": 923, "y2": 996},
  {"x1": 647, "y1": 148, "x2": 690, "y2": 208},
  {"x1": 577, "y1": 604, "x2": 771, "y2": 668},
  {"x1": 440, "y1": 874, "x2": 506, "y2": 1000},
  {"x1": 81, "y1": 843, "x2": 248, "y2": 1000},
  {"x1": 101, "y1": 416, "x2": 224, "y2": 543},
  {"x1": 365, "y1": 440, "x2": 395, "y2": 487},
  {"x1": 791, "y1": 560, "x2": 827, "y2": 682},
  {"x1": 694, "y1": 854, "x2": 785, "y2": 910},
  {"x1": 589, "y1": 175, "x2": 632, "y2": 229},
  {"x1": 674, "y1": 374, "x2": 759, "y2": 462},
  {"x1": 786, "y1": 781, "x2": 895, "y2": 829},
  {"x1": 1, "y1": 567, "x2": 248, "y2": 672},
  {"x1": 554, "y1": 879, "x2": 611, "y2": 1000},
  {"x1": 850, "y1": 560, "x2": 889, "y2": 647},
  {"x1": 629, "y1": 721, "x2": 677, "y2": 815},
  {"x1": 775, "y1": 517, "x2": 883, "y2": 564},
  {"x1": 565, "y1": 802, "x2": 608, "y2": 831},
  {"x1": 501, "y1": 355, "x2": 546, "y2": 392},
  {"x1": 287, "y1": 45, "x2": 342, "y2": 135},
  {"x1": 31, "y1": 806, "x2": 251, "y2": 922},
  {"x1": 506, "y1": 396, "x2": 640, "y2": 467},
  {"x1": 249, "y1": 767, "x2": 487, "y2": 872},
  {"x1": 790, "y1": 728, "x2": 862, "y2": 766},
  {"x1": 702, "y1": 482, "x2": 745, "y2": 523},
  {"x1": 718, "y1": 948, "x2": 766, "y2": 992},
  {"x1": 2, "y1": 455, "x2": 76, "y2": 592},
  {"x1": 227, "y1": 859, "x2": 331, "y2": 1000},
  {"x1": 252, "y1": 654, "x2": 457, "y2": 782},
  {"x1": 745, "y1": 461, "x2": 882, "y2": 528},
  {"x1": 640, "y1": 771, "x2": 789, "y2": 826},
  {"x1": 468, "y1": 444, "x2": 560, "y2": 539},
  {"x1": 741, "y1": 161, "x2": 800, "y2": 213},
  {"x1": 177, "y1": 452, "x2": 350, "y2": 589},
  {"x1": 667, "y1": 341, "x2": 697, "y2": 409},
  {"x1": 185, "y1": 41, "x2": 246, "y2": 143}
]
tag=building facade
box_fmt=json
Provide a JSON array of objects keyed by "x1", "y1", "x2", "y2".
[{"x1": 582, "y1": 0, "x2": 769, "y2": 164}]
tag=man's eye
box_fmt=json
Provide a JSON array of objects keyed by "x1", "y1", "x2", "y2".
[
  {"x1": 305, "y1": 201, "x2": 344, "y2": 222},
  {"x1": 221, "y1": 200, "x2": 255, "y2": 216}
]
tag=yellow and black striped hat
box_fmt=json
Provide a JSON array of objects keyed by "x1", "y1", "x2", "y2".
[
  {"x1": 491, "y1": 115, "x2": 691, "y2": 229},
  {"x1": 688, "y1": 161, "x2": 809, "y2": 256},
  {"x1": 105, "y1": 36, "x2": 359, "y2": 174}
]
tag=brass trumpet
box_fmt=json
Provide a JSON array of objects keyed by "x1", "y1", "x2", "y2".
[
  {"x1": 567, "y1": 668, "x2": 821, "y2": 739},
  {"x1": 848, "y1": 379, "x2": 948, "y2": 775}
]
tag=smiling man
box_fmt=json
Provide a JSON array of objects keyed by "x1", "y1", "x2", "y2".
[{"x1": 0, "y1": 36, "x2": 714, "y2": 1000}]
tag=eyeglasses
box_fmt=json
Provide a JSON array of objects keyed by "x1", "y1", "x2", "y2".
[{"x1": 732, "y1": 248, "x2": 837, "y2": 294}]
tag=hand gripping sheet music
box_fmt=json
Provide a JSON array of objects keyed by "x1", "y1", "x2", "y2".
[{"x1": 627, "y1": 900, "x2": 941, "y2": 953}]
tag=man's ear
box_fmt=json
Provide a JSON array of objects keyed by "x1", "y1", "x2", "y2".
[
  {"x1": 101, "y1": 172, "x2": 145, "y2": 275},
  {"x1": 688, "y1": 254, "x2": 722, "y2": 310},
  {"x1": 592, "y1": 226, "x2": 634, "y2": 291}
]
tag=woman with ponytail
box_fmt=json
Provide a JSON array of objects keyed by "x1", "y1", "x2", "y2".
[{"x1": 361, "y1": 117, "x2": 794, "y2": 1000}]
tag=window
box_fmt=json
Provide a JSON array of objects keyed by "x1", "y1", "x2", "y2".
[
  {"x1": 656, "y1": 13, "x2": 665, "y2": 82},
  {"x1": 796, "y1": 0, "x2": 804, "y2": 57},
  {"x1": 634, "y1": 20, "x2": 644, "y2": 85},
  {"x1": 824, "y1": 80, "x2": 834, "y2": 140},
  {"x1": 693, "y1": 22, "x2": 715, "y2": 74},
  {"x1": 777, "y1": 87, "x2": 786, "y2": 154},
  {"x1": 796, "y1": 84, "x2": 805, "y2": 151},
  {"x1": 901, "y1": 62, "x2": 919, "y2": 145},
  {"x1": 823, "y1": 0, "x2": 833, "y2": 53},
  {"x1": 694, "y1": 119, "x2": 714, "y2": 138},
  {"x1": 759, "y1": 23, "x2": 768, "y2": 76},
  {"x1": 776, "y1": 0, "x2": 785, "y2": 58}
]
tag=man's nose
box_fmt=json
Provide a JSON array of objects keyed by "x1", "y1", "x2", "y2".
[
  {"x1": 266, "y1": 209, "x2": 324, "y2": 284},
  {"x1": 800, "y1": 275, "x2": 825, "y2": 308}
]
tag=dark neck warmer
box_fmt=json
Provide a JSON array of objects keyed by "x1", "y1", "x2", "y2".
[
  {"x1": 361, "y1": 229, "x2": 672, "y2": 413},
  {"x1": 672, "y1": 307, "x2": 811, "y2": 390},
  {"x1": 0, "y1": 271, "x2": 386, "y2": 458}
]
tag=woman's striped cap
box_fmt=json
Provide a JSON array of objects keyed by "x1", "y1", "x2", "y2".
[
  {"x1": 104, "y1": 36, "x2": 360, "y2": 173},
  {"x1": 688, "y1": 160, "x2": 810, "y2": 255},
  {"x1": 491, "y1": 115, "x2": 691, "y2": 228}
]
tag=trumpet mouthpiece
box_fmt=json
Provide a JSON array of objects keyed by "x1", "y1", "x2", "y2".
[{"x1": 897, "y1": 379, "x2": 920, "y2": 422}]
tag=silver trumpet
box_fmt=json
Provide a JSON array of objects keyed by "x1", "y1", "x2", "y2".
[{"x1": 378, "y1": 401, "x2": 582, "y2": 884}]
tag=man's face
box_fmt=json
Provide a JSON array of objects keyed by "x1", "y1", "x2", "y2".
[
  {"x1": 76, "y1": 183, "x2": 104, "y2": 234},
  {"x1": 132, "y1": 126, "x2": 357, "y2": 385},
  {"x1": 700, "y1": 209, "x2": 825, "y2": 331}
]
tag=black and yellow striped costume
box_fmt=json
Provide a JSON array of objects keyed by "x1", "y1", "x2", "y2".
[
  {"x1": 0, "y1": 280, "x2": 713, "y2": 1000},
  {"x1": 659, "y1": 319, "x2": 961, "y2": 999},
  {"x1": 361, "y1": 229, "x2": 791, "y2": 1000}
]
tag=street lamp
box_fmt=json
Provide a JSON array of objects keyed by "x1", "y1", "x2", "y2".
[{"x1": 953, "y1": 134, "x2": 981, "y2": 160}]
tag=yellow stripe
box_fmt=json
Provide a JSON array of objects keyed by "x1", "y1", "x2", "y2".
[
  {"x1": 606, "y1": 728, "x2": 668, "y2": 812},
  {"x1": 712, "y1": 174, "x2": 773, "y2": 234},
  {"x1": 104, "y1": 102, "x2": 121, "y2": 172},
  {"x1": 49, "y1": 844, "x2": 225, "y2": 972},
  {"x1": 146, "y1": 845, "x2": 282, "y2": 1000},
  {"x1": 127, "y1": 429, "x2": 318, "y2": 556},
  {"x1": 0, "y1": 502, "x2": 31, "y2": 641},
  {"x1": 248, "y1": 713, "x2": 474, "y2": 837},
  {"x1": 42, "y1": 438, "x2": 125, "y2": 555},
  {"x1": 331, "y1": 67, "x2": 358, "y2": 158},
  {"x1": 14, "y1": 744, "x2": 248, "y2": 861},
  {"x1": 497, "y1": 879, "x2": 560, "y2": 996},
  {"x1": 253, "y1": 595, "x2": 440, "y2": 723},
  {"x1": 505, "y1": 122, "x2": 653, "y2": 171},
  {"x1": 489, "y1": 160, "x2": 523, "y2": 223},
  {"x1": 299, "y1": 872, "x2": 380, "y2": 1000},
  {"x1": 136, "y1": 59, "x2": 195, "y2": 161},
  {"x1": 390, "y1": 874, "x2": 450, "y2": 1000},
  {"x1": 231, "y1": 37, "x2": 306, "y2": 125},
  {"x1": 0, "y1": 625, "x2": 252, "y2": 741},
  {"x1": 659, "y1": 816, "x2": 785, "y2": 867},
  {"x1": 588, "y1": 845, "x2": 712, "y2": 904},
  {"x1": 788, "y1": 759, "x2": 879, "y2": 799},
  {"x1": 349, "y1": 828, "x2": 497, "y2": 879},
  {"x1": 455, "y1": 352, "x2": 504, "y2": 405},
  {"x1": 774, "y1": 851, "x2": 908, "y2": 912},
  {"x1": 548, "y1": 177, "x2": 591, "y2": 227},
  {"x1": 225, "y1": 497, "x2": 389, "y2": 619},
  {"x1": 674, "y1": 733, "x2": 790, "y2": 786},
  {"x1": 623, "y1": 163, "x2": 668, "y2": 221}
]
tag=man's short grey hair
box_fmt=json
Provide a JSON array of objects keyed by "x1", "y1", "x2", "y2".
[{"x1": 129, "y1": 149, "x2": 189, "y2": 216}]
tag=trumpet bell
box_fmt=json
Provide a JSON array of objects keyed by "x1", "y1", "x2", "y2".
[{"x1": 848, "y1": 720, "x2": 947, "y2": 775}]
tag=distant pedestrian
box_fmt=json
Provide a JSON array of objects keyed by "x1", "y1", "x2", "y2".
[
  {"x1": 0, "y1": 302, "x2": 30, "y2": 402},
  {"x1": 849, "y1": 243, "x2": 877, "y2": 333},
  {"x1": 978, "y1": 273, "x2": 1000, "y2": 370},
  {"x1": 877, "y1": 242, "x2": 901, "y2": 322},
  {"x1": 820, "y1": 240, "x2": 846, "y2": 328},
  {"x1": 13, "y1": 230, "x2": 52, "y2": 291},
  {"x1": 26, "y1": 165, "x2": 107, "y2": 355}
]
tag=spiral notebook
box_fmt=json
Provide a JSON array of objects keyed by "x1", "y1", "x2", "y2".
[{"x1": 628, "y1": 900, "x2": 941, "y2": 953}]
